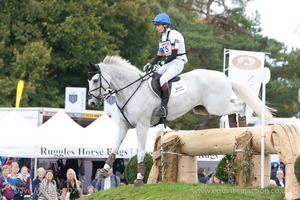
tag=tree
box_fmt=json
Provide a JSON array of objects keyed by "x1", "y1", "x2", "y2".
[{"x1": 0, "y1": 0, "x2": 155, "y2": 107}]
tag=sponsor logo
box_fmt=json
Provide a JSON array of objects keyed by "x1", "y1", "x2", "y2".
[
  {"x1": 68, "y1": 94, "x2": 78, "y2": 104},
  {"x1": 231, "y1": 55, "x2": 261, "y2": 70},
  {"x1": 106, "y1": 96, "x2": 116, "y2": 105}
]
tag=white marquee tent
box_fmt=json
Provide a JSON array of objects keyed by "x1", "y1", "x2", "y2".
[
  {"x1": 0, "y1": 110, "x2": 37, "y2": 157},
  {"x1": 0, "y1": 110, "x2": 169, "y2": 159}
]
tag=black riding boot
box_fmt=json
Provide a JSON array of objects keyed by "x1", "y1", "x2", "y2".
[{"x1": 156, "y1": 83, "x2": 170, "y2": 117}]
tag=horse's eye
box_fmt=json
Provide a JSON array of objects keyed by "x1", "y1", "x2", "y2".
[{"x1": 93, "y1": 79, "x2": 98, "y2": 83}]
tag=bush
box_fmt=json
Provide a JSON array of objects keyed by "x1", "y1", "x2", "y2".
[
  {"x1": 215, "y1": 155, "x2": 235, "y2": 183},
  {"x1": 125, "y1": 153, "x2": 153, "y2": 184},
  {"x1": 294, "y1": 155, "x2": 300, "y2": 184}
]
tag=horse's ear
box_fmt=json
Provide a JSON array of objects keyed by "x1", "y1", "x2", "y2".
[
  {"x1": 84, "y1": 62, "x2": 90, "y2": 70},
  {"x1": 86, "y1": 62, "x2": 96, "y2": 71}
]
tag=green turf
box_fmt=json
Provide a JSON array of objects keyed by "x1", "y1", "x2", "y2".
[{"x1": 82, "y1": 183, "x2": 285, "y2": 200}]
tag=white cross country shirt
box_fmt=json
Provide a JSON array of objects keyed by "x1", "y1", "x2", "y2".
[{"x1": 157, "y1": 28, "x2": 187, "y2": 63}]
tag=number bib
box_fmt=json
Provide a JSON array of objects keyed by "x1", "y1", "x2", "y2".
[{"x1": 160, "y1": 41, "x2": 172, "y2": 56}]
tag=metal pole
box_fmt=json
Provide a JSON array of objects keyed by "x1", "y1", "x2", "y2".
[
  {"x1": 261, "y1": 81, "x2": 266, "y2": 188},
  {"x1": 160, "y1": 124, "x2": 164, "y2": 181},
  {"x1": 34, "y1": 157, "x2": 38, "y2": 178},
  {"x1": 223, "y1": 48, "x2": 228, "y2": 73}
]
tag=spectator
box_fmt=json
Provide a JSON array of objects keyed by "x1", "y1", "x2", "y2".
[
  {"x1": 274, "y1": 170, "x2": 285, "y2": 187},
  {"x1": 19, "y1": 166, "x2": 32, "y2": 200},
  {"x1": 32, "y1": 167, "x2": 46, "y2": 200},
  {"x1": 9, "y1": 162, "x2": 20, "y2": 179},
  {"x1": 115, "y1": 171, "x2": 127, "y2": 185},
  {"x1": 270, "y1": 179, "x2": 276, "y2": 186},
  {"x1": 38, "y1": 170, "x2": 58, "y2": 200},
  {"x1": 85, "y1": 185, "x2": 94, "y2": 196},
  {"x1": 0, "y1": 165, "x2": 16, "y2": 200},
  {"x1": 91, "y1": 169, "x2": 101, "y2": 188},
  {"x1": 197, "y1": 167, "x2": 208, "y2": 183},
  {"x1": 207, "y1": 173, "x2": 221, "y2": 184},
  {"x1": 61, "y1": 169, "x2": 83, "y2": 200},
  {"x1": 95, "y1": 168, "x2": 120, "y2": 192}
]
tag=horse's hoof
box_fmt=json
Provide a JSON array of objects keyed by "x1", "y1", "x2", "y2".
[
  {"x1": 133, "y1": 179, "x2": 144, "y2": 187},
  {"x1": 97, "y1": 168, "x2": 108, "y2": 179}
]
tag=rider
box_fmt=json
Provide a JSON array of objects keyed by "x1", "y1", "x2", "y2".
[{"x1": 144, "y1": 13, "x2": 188, "y2": 117}]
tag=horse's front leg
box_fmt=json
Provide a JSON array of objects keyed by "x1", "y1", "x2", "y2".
[
  {"x1": 134, "y1": 124, "x2": 149, "y2": 187},
  {"x1": 101, "y1": 121, "x2": 130, "y2": 178}
]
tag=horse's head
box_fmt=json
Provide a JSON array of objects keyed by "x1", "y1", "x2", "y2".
[{"x1": 87, "y1": 62, "x2": 111, "y2": 107}]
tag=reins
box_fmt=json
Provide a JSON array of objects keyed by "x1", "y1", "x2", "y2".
[{"x1": 88, "y1": 65, "x2": 155, "y2": 126}]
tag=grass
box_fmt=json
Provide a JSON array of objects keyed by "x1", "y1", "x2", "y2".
[{"x1": 82, "y1": 183, "x2": 285, "y2": 200}]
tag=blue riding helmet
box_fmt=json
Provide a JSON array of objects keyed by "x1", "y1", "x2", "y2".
[{"x1": 152, "y1": 13, "x2": 171, "y2": 25}]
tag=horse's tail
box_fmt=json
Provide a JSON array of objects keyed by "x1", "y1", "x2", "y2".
[{"x1": 231, "y1": 81, "x2": 275, "y2": 121}]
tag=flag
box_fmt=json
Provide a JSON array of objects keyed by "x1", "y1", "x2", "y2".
[
  {"x1": 227, "y1": 50, "x2": 266, "y2": 121},
  {"x1": 16, "y1": 80, "x2": 24, "y2": 108},
  {"x1": 228, "y1": 50, "x2": 265, "y2": 95}
]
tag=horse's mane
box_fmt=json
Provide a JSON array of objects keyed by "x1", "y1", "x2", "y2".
[{"x1": 102, "y1": 55, "x2": 141, "y2": 74}]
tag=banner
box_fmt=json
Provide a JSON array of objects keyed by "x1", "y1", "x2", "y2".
[
  {"x1": 228, "y1": 50, "x2": 265, "y2": 95},
  {"x1": 38, "y1": 147, "x2": 133, "y2": 158},
  {"x1": 16, "y1": 80, "x2": 24, "y2": 108},
  {"x1": 228, "y1": 50, "x2": 266, "y2": 120},
  {"x1": 65, "y1": 87, "x2": 86, "y2": 110},
  {"x1": 104, "y1": 94, "x2": 119, "y2": 124}
]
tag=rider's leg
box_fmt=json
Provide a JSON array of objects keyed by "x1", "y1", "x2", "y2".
[
  {"x1": 156, "y1": 82, "x2": 170, "y2": 117},
  {"x1": 156, "y1": 60, "x2": 184, "y2": 117}
]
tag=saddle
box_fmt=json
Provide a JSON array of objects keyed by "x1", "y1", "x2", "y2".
[{"x1": 150, "y1": 73, "x2": 181, "y2": 98}]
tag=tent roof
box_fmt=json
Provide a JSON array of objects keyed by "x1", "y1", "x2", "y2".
[
  {"x1": 0, "y1": 110, "x2": 37, "y2": 157},
  {"x1": 38, "y1": 110, "x2": 84, "y2": 131}
]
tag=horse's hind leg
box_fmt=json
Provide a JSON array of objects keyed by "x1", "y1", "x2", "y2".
[
  {"x1": 224, "y1": 100, "x2": 246, "y2": 116},
  {"x1": 207, "y1": 100, "x2": 246, "y2": 117}
]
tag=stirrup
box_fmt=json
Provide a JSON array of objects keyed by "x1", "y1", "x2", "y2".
[{"x1": 156, "y1": 106, "x2": 167, "y2": 117}]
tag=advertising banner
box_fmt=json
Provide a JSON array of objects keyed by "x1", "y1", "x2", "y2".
[{"x1": 65, "y1": 87, "x2": 86, "y2": 110}]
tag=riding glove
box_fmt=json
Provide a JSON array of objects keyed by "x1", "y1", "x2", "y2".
[{"x1": 143, "y1": 63, "x2": 152, "y2": 72}]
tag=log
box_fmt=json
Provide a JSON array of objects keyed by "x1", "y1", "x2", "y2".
[
  {"x1": 163, "y1": 126, "x2": 278, "y2": 155},
  {"x1": 271, "y1": 125, "x2": 300, "y2": 200}
]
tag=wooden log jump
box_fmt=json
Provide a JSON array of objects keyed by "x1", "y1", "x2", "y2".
[{"x1": 147, "y1": 125, "x2": 300, "y2": 200}]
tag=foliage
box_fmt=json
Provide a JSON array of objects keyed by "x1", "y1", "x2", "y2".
[
  {"x1": 294, "y1": 155, "x2": 300, "y2": 184},
  {"x1": 0, "y1": 0, "x2": 154, "y2": 107},
  {"x1": 125, "y1": 153, "x2": 153, "y2": 184},
  {"x1": 83, "y1": 182, "x2": 285, "y2": 200},
  {"x1": 215, "y1": 155, "x2": 235, "y2": 183}
]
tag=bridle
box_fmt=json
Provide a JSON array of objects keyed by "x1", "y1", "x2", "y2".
[
  {"x1": 88, "y1": 64, "x2": 111, "y2": 102},
  {"x1": 88, "y1": 64, "x2": 155, "y2": 126}
]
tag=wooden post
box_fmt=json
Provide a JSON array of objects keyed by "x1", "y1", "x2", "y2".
[
  {"x1": 147, "y1": 132, "x2": 162, "y2": 184},
  {"x1": 177, "y1": 155, "x2": 198, "y2": 183},
  {"x1": 251, "y1": 154, "x2": 271, "y2": 187},
  {"x1": 271, "y1": 125, "x2": 300, "y2": 200},
  {"x1": 235, "y1": 131, "x2": 253, "y2": 186},
  {"x1": 162, "y1": 135, "x2": 180, "y2": 182}
]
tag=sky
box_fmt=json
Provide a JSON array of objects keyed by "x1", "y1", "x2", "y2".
[{"x1": 246, "y1": 0, "x2": 300, "y2": 50}]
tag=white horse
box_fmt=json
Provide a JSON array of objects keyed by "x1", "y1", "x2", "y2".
[{"x1": 87, "y1": 55, "x2": 273, "y2": 186}]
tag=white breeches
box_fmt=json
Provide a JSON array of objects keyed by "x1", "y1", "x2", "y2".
[{"x1": 157, "y1": 59, "x2": 184, "y2": 86}]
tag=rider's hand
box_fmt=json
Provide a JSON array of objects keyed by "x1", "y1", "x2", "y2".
[
  {"x1": 157, "y1": 61, "x2": 165, "y2": 66},
  {"x1": 143, "y1": 63, "x2": 152, "y2": 72}
]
